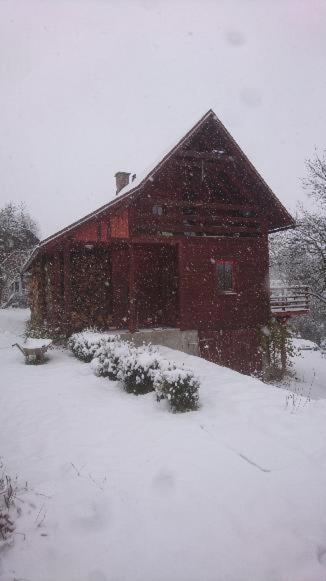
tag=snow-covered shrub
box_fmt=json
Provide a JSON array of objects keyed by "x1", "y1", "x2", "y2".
[
  {"x1": 154, "y1": 362, "x2": 200, "y2": 413},
  {"x1": 120, "y1": 344, "x2": 161, "y2": 395},
  {"x1": 91, "y1": 339, "x2": 133, "y2": 381},
  {"x1": 68, "y1": 330, "x2": 118, "y2": 362}
]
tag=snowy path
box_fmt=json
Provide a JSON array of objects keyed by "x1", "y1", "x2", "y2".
[{"x1": 1, "y1": 310, "x2": 326, "y2": 581}]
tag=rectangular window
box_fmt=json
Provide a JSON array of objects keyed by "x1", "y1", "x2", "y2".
[
  {"x1": 152, "y1": 205, "x2": 165, "y2": 216},
  {"x1": 216, "y1": 260, "x2": 235, "y2": 292}
]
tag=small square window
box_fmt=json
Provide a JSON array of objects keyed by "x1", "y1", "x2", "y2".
[
  {"x1": 152, "y1": 205, "x2": 164, "y2": 216},
  {"x1": 216, "y1": 260, "x2": 235, "y2": 292}
]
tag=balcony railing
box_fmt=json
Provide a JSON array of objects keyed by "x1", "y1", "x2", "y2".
[{"x1": 270, "y1": 286, "x2": 309, "y2": 317}]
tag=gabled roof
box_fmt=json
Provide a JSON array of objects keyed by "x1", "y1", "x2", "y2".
[{"x1": 25, "y1": 109, "x2": 294, "y2": 269}]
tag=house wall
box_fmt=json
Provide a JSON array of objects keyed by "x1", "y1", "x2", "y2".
[
  {"x1": 179, "y1": 235, "x2": 270, "y2": 330},
  {"x1": 198, "y1": 327, "x2": 262, "y2": 375},
  {"x1": 178, "y1": 236, "x2": 269, "y2": 373}
]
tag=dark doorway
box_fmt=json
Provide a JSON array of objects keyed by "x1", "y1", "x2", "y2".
[{"x1": 136, "y1": 244, "x2": 178, "y2": 328}]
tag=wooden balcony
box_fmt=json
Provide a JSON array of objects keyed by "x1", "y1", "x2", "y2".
[{"x1": 270, "y1": 286, "x2": 309, "y2": 318}]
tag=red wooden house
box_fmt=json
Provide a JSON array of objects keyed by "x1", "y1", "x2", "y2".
[{"x1": 25, "y1": 109, "x2": 304, "y2": 374}]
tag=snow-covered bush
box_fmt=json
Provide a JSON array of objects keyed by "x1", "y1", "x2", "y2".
[
  {"x1": 71, "y1": 331, "x2": 200, "y2": 413},
  {"x1": 120, "y1": 344, "x2": 161, "y2": 395},
  {"x1": 91, "y1": 339, "x2": 133, "y2": 381},
  {"x1": 154, "y1": 362, "x2": 200, "y2": 413},
  {"x1": 68, "y1": 330, "x2": 118, "y2": 362}
]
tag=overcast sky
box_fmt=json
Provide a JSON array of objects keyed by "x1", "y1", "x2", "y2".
[{"x1": 1, "y1": 0, "x2": 326, "y2": 238}]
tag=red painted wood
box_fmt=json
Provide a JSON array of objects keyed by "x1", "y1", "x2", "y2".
[
  {"x1": 52, "y1": 251, "x2": 63, "y2": 323},
  {"x1": 111, "y1": 210, "x2": 129, "y2": 238},
  {"x1": 178, "y1": 239, "x2": 186, "y2": 331},
  {"x1": 128, "y1": 244, "x2": 137, "y2": 333},
  {"x1": 134, "y1": 244, "x2": 178, "y2": 328},
  {"x1": 63, "y1": 244, "x2": 72, "y2": 329},
  {"x1": 199, "y1": 327, "x2": 262, "y2": 375},
  {"x1": 73, "y1": 219, "x2": 99, "y2": 242},
  {"x1": 111, "y1": 245, "x2": 129, "y2": 328}
]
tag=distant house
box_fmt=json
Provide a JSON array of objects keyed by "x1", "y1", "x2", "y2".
[{"x1": 24, "y1": 110, "x2": 306, "y2": 373}]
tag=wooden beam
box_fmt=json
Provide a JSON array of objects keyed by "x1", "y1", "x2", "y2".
[
  {"x1": 128, "y1": 243, "x2": 137, "y2": 333},
  {"x1": 176, "y1": 150, "x2": 227, "y2": 161},
  {"x1": 178, "y1": 239, "x2": 186, "y2": 331},
  {"x1": 135, "y1": 201, "x2": 258, "y2": 213},
  {"x1": 63, "y1": 243, "x2": 72, "y2": 333},
  {"x1": 38, "y1": 256, "x2": 47, "y2": 322},
  {"x1": 52, "y1": 251, "x2": 63, "y2": 322}
]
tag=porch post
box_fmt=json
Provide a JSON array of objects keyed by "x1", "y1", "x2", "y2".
[
  {"x1": 178, "y1": 239, "x2": 186, "y2": 330},
  {"x1": 63, "y1": 242, "x2": 72, "y2": 333},
  {"x1": 53, "y1": 251, "x2": 62, "y2": 323},
  {"x1": 36, "y1": 256, "x2": 47, "y2": 322},
  {"x1": 128, "y1": 243, "x2": 137, "y2": 333}
]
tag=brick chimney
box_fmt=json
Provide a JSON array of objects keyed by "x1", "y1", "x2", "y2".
[{"x1": 115, "y1": 172, "x2": 130, "y2": 194}]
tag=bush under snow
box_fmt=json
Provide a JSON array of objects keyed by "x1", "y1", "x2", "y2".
[
  {"x1": 68, "y1": 330, "x2": 119, "y2": 363},
  {"x1": 91, "y1": 339, "x2": 133, "y2": 381},
  {"x1": 69, "y1": 330, "x2": 200, "y2": 412},
  {"x1": 120, "y1": 344, "x2": 161, "y2": 395},
  {"x1": 154, "y1": 361, "x2": 200, "y2": 413}
]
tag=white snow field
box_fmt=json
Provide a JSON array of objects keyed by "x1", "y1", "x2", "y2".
[
  {"x1": 290, "y1": 339, "x2": 326, "y2": 400},
  {"x1": 1, "y1": 309, "x2": 326, "y2": 581}
]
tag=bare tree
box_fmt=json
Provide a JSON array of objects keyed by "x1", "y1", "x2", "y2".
[
  {"x1": 270, "y1": 149, "x2": 326, "y2": 343},
  {"x1": 303, "y1": 149, "x2": 326, "y2": 206},
  {"x1": 0, "y1": 203, "x2": 39, "y2": 305}
]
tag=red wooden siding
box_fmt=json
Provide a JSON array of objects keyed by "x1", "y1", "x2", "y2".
[
  {"x1": 111, "y1": 210, "x2": 129, "y2": 238},
  {"x1": 199, "y1": 328, "x2": 262, "y2": 375},
  {"x1": 74, "y1": 219, "x2": 100, "y2": 242},
  {"x1": 176, "y1": 237, "x2": 270, "y2": 331},
  {"x1": 133, "y1": 244, "x2": 178, "y2": 327},
  {"x1": 111, "y1": 245, "x2": 129, "y2": 328}
]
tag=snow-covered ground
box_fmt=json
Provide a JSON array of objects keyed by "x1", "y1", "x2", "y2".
[
  {"x1": 287, "y1": 339, "x2": 326, "y2": 400},
  {"x1": 1, "y1": 309, "x2": 326, "y2": 581}
]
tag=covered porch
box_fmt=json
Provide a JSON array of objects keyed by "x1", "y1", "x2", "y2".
[{"x1": 31, "y1": 239, "x2": 181, "y2": 335}]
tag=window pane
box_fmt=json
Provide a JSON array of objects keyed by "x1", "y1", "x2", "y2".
[
  {"x1": 216, "y1": 261, "x2": 234, "y2": 292},
  {"x1": 153, "y1": 205, "x2": 163, "y2": 216},
  {"x1": 224, "y1": 262, "x2": 233, "y2": 291},
  {"x1": 217, "y1": 263, "x2": 225, "y2": 290}
]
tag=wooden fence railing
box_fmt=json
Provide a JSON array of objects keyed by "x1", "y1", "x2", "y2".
[{"x1": 270, "y1": 286, "x2": 309, "y2": 317}]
